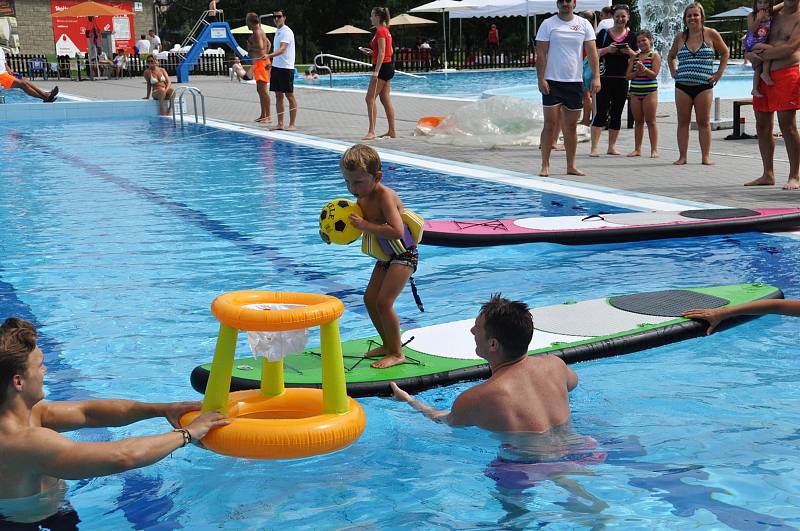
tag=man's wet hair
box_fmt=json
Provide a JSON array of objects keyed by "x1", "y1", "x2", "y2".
[
  {"x1": 480, "y1": 294, "x2": 533, "y2": 359},
  {"x1": 0, "y1": 317, "x2": 37, "y2": 405}
]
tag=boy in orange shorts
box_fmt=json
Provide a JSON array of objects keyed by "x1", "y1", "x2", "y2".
[
  {"x1": 0, "y1": 48, "x2": 58, "y2": 102},
  {"x1": 246, "y1": 12, "x2": 271, "y2": 123}
]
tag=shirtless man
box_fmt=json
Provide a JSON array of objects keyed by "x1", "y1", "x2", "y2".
[
  {"x1": 390, "y1": 294, "x2": 577, "y2": 432},
  {"x1": 246, "y1": 12, "x2": 272, "y2": 124},
  {"x1": 744, "y1": 0, "x2": 800, "y2": 190},
  {"x1": 0, "y1": 317, "x2": 227, "y2": 525}
]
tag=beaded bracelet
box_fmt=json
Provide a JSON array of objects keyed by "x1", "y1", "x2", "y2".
[{"x1": 174, "y1": 428, "x2": 192, "y2": 447}]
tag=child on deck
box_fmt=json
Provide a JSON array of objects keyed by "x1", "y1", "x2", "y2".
[
  {"x1": 341, "y1": 144, "x2": 418, "y2": 369},
  {"x1": 745, "y1": 0, "x2": 783, "y2": 97},
  {"x1": 626, "y1": 30, "x2": 661, "y2": 158}
]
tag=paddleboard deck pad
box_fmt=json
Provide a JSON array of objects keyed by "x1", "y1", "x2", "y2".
[
  {"x1": 421, "y1": 208, "x2": 800, "y2": 246},
  {"x1": 190, "y1": 284, "x2": 783, "y2": 397}
]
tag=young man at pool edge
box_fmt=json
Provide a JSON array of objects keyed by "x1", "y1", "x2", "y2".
[{"x1": 0, "y1": 317, "x2": 228, "y2": 525}]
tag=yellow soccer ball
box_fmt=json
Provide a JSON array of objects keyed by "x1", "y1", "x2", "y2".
[{"x1": 319, "y1": 198, "x2": 363, "y2": 245}]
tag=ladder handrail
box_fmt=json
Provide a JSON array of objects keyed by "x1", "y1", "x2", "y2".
[
  {"x1": 313, "y1": 53, "x2": 425, "y2": 80},
  {"x1": 180, "y1": 10, "x2": 225, "y2": 49},
  {"x1": 171, "y1": 86, "x2": 206, "y2": 129}
]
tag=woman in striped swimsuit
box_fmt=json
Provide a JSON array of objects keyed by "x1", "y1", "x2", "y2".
[
  {"x1": 667, "y1": 2, "x2": 729, "y2": 166},
  {"x1": 626, "y1": 30, "x2": 661, "y2": 158}
]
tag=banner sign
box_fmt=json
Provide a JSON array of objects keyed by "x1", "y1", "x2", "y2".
[
  {"x1": 51, "y1": 1, "x2": 135, "y2": 57},
  {"x1": 0, "y1": 1, "x2": 15, "y2": 17}
]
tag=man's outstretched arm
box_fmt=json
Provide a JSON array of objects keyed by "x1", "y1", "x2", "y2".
[{"x1": 37, "y1": 400, "x2": 200, "y2": 432}]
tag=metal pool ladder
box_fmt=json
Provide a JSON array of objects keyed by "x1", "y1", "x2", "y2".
[{"x1": 171, "y1": 86, "x2": 206, "y2": 129}]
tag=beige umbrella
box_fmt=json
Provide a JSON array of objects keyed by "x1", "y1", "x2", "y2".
[
  {"x1": 327, "y1": 25, "x2": 371, "y2": 35},
  {"x1": 389, "y1": 14, "x2": 437, "y2": 26},
  {"x1": 49, "y1": 0, "x2": 132, "y2": 17},
  {"x1": 231, "y1": 23, "x2": 276, "y2": 34}
]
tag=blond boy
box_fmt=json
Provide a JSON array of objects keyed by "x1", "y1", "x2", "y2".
[{"x1": 341, "y1": 144, "x2": 418, "y2": 369}]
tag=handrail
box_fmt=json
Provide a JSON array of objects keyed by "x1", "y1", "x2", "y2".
[
  {"x1": 171, "y1": 86, "x2": 206, "y2": 129},
  {"x1": 180, "y1": 10, "x2": 225, "y2": 49},
  {"x1": 313, "y1": 53, "x2": 425, "y2": 83}
]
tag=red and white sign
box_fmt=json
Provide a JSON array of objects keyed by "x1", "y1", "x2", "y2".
[{"x1": 51, "y1": 1, "x2": 135, "y2": 56}]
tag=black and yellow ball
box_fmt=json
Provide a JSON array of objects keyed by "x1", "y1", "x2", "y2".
[{"x1": 319, "y1": 198, "x2": 363, "y2": 245}]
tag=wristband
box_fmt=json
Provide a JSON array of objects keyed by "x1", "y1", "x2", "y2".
[{"x1": 173, "y1": 428, "x2": 192, "y2": 447}]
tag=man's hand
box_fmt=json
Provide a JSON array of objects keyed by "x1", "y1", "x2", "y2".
[
  {"x1": 390, "y1": 382, "x2": 412, "y2": 402},
  {"x1": 538, "y1": 79, "x2": 550, "y2": 95},
  {"x1": 185, "y1": 411, "x2": 230, "y2": 442},
  {"x1": 163, "y1": 401, "x2": 201, "y2": 428},
  {"x1": 682, "y1": 308, "x2": 724, "y2": 335}
]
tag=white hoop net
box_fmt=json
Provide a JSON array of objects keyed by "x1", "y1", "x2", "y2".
[{"x1": 244, "y1": 304, "x2": 309, "y2": 362}]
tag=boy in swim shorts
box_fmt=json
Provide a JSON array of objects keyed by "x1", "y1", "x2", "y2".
[{"x1": 341, "y1": 144, "x2": 418, "y2": 369}]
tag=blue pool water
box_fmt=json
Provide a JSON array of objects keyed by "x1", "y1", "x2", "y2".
[
  {"x1": 0, "y1": 88, "x2": 46, "y2": 103},
  {"x1": 299, "y1": 64, "x2": 757, "y2": 101},
  {"x1": 1, "y1": 117, "x2": 799, "y2": 529}
]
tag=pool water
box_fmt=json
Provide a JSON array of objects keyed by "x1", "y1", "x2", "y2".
[
  {"x1": 1, "y1": 117, "x2": 799, "y2": 529},
  {"x1": 300, "y1": 64, "x2": 758, "y2": 101},
  {"x1": 0, "y1": 88, "x2": 47, "y2": 103}
]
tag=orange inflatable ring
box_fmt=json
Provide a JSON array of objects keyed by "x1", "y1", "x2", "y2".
[
  {"x1": 211, "y1": 290, "x2": 344, "y2": 331},
  {"x1": 181, "y1": 388, "x2": 366, "y2": 459},
  {"x1": 417, "y1": 115, "x2": 446, "y2": 129}
]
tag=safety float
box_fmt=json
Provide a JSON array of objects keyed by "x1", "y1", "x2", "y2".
[{"x1": 180, "y1": 290, "x2": 366, "y2": 459}]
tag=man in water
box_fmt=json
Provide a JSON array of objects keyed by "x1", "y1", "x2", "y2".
[
  {"x1": 745, "y1": 0, "x2": 800, "y2": 190},
  {"x1": 390, "y1": 293, "x2": 577, "y2": 432},
  {"x1": 0, "y1": 317, "x2": 228, "y2": 525},
  {"x1": 391, "y1": 294, "x2": 605, "y2": 497}
]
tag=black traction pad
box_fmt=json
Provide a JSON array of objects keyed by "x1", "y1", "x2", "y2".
[
  {"x1": 680, "y1": 208, "x2": 760, "y2": 220},
  {"x1": 609, "y1": 290, "x2": 729, "y2": 317}
]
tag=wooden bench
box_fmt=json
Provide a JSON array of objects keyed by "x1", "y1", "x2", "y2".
[{"x1": 725, "y1": 98, "x2": 755, "y2": 140}]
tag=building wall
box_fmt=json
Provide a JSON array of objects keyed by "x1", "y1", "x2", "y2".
[{"x1": 15, "y1": 0, "x2": 155, "y2": 56}]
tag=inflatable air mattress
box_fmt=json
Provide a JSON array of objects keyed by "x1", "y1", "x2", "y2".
[
  {"x1": 190, "y1": 283, "x2": 783, "y2": 397},
  {"x1": 421, "y1": 208, "x2": 800, "y2": 246}
]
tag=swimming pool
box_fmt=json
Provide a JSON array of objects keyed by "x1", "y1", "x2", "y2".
[
  {"x1": 0, "y1": 88, "x2": 43, "y2": 104},
  {"x1": 300, "y1": 64, "x2": 757, "y2": 102},
  {"x1": 1, "y1": 117, "x2": 799, "y2": 528}
]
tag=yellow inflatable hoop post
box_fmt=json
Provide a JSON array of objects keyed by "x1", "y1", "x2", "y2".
[{"x1": 180, "y1": 290, "x2": 366, "y2": 459}]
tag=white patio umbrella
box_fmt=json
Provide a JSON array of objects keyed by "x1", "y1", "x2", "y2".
[
  {"x1": 326, "y1": 25, "x2": 371, "y2": 35},
  {"x1": 709, "y1": 6, "x2": 752, "y2": 18},
  {"x1": 410, "y1": 0, "x2": 480, "y2": 69},
  {"x1": 389, "y1": 13, "x2": 438, "y2": 26}
]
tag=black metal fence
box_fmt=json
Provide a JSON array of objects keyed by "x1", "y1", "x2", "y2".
[
  {"x1": 320, "y1": 46, "x2": 535, "y2": 73},
  {"x1": 720, "y1": 32, "x2": 744, "y2": 60},
  {"x1": 5, "y1": 52, "x2": 230, "y2": 80}
]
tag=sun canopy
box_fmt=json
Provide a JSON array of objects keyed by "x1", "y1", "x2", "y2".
[
  {"x1": 50, "y1": 0, "x2": 132, "y2": 17},
  {"x1": 230, "y1": 24, "x2": 276, "y2": 34},
  {"x1": 450, "y1": 0, "x2": 611, "y2": 18},
  {"x1": 326, "y1": 25, "x2": 371, "y2": 35},
  {"x1": 390, "y1": 13, "x2": 438, "y2": 26},
  {"x1": 709, "y1": 6, "x2": 752, "y2": 18}
]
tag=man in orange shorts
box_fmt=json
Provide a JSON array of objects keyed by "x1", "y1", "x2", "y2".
[
  {"x1": 0, "y1": 48, "x2": 58, "y2": 102},
  {"x1": 246, "y1": 12, "x2": 272, "y2": 124},
  {"x1": 745, "y1": 0, "x2": 800, "y2": 190}
]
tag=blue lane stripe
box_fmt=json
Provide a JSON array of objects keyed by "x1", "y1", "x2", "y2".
[
  {"x1": 18, "y1": 131, "x2": 423, "y2": 329},
  {"x1": 0, "y1": 266, "x2": 173, "y2": 529}
]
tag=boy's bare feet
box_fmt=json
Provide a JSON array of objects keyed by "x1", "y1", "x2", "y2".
[
  {"x1": 627, "y1": 150, "x2": 641, "y2": 157},
  {"x1": 760, "y1": 71, "x2": 774, "y2": 86},
  {"x1": 255, "y1": 116, "x2": 271, "y2": 123},
  {"x1": 650, "y1": 151, "x2": 660, "y2": 158},
  {"x1": 589, "y1": 150, "x2": 600, "y2": 157},
  {"x1": 362, "y1": 132, "x2": 377, "y2": 140},
  {"x1": 783, "y1": 177, "x2": 800, "y2": 190},
  {"x1": 271, "y1": 124, "x2": 285, "y2": 131},
  {"x1": 701, "y1": 157, "x2": 714, "y2": 166},
  {"x1": 371, "y1": 354, "x2": 406, "y2": 369},
  {"x1": 567, "y1": 167, "x2": 586, "y2": 176},
  {"x1": 552, "y1": 143, "x2": 565, "y2": 151},
  {"x1": 539, "y1": 164, "x2": 549, "y2": 177},
  {"x1": 607, "y1": 147, "x2": 621, "y2": 155},
  {"x1": 673, "y1": 157, "x2": 687, "y2": 165},
  {"x1": 286, "y1": 125, "x2": 297, "y2": 131},
  {"x1": 365, "y1": 345, "x2": 388, "y2": 358},
  {"x1": 744, "y1": 174, "x2": 775, "y2": 186},
  {"x1": 380, "y1": 131, "x2": 396, "y2": 138}
]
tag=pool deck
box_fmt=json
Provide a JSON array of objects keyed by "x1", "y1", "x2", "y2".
[{"x1": 50, "y1": 76, "x2": 799, "y2": 210}]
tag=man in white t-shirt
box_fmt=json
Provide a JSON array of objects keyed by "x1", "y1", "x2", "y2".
[
  {"x1": 595, "y1": 6, "x2": 614, "y2": 35},
  {"x1": 535, "y1": 0, "x2": 600, "y2": 177},
  {"x1": 0, "y1": 48, "x2": 59, "y2": 102},
  {"x1": 135, "y1": 34, "x2": 151, "y2": 55},
  {"x1": 265, "y1": 8, "x2": 297, "y2": 130},
  {"x1": 148, "y1": 30, "x2": 162, "y2": 53}
]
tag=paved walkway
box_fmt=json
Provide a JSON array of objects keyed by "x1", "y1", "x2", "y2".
[{"x1": 51, "y1": 75, "x2": 800, "y2": 209}]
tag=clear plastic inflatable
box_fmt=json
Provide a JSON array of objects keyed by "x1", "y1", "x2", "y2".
[{"x1": 416, "y1": 96, "x2": 590, "y2": 148}]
